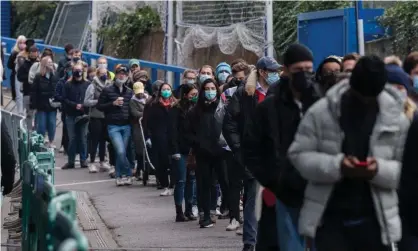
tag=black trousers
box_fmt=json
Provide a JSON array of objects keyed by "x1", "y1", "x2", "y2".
[
  {"x1": 151, "y1": 140, "x2": 170, "y2": 188},
  {"x1": 226, "y1": 151, "x2": 243, "y2": 221},
  {"x1": 216, "y1": 154, "x2": 230, "y2": 213},
  {"x1": 195, "y1": 153, "x2": 224, "y2": 219},
  {"x1": 88, "y1": 118, "x2": 107, "y2": 163},
  {"x1": 61, "y1": 112, "x2": 69, "y2": 152},
  {"x1": 107, "y1": 143, "x2": 115, "y2": 166},
  {"x1": 315, "y1": 217, "x2": 390, "y2": 251}
]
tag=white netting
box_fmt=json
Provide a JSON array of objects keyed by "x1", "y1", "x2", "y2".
[{"x1": 176, "y1": 1, "x2": 266, "y2": 67}]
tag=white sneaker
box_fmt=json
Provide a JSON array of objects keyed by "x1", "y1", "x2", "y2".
[
  {"x1": 89, "y1": 164, "x2": 98, "y2": 173},
  {"x1": 192, "y1": 206, "x2": 198, "y2": 217},
  {"x1": 160, "y1": 188, "x2": 172, "y2": 196},
  {"x1": 236, "y1": 228, "x2": 243, "y2": 236},
  {"x1": 226, "y1": 219, "x2": 240, "y2": 231},
  {"x1": 108, "y1": 166, "x2": 115, "y2": 178},
  {"x1": 124, "y1": 177, "x2": 133, "y2": 186},
  {"x1": 116, "y1": 178, "x2": 124, "y2": 186},
  {"x1": 216, "y1": 208, "x2": 222, "y2": 216},
  {"x1": 100, "y1": 162, "x2": 111, "y2": 172},
  {"x1": 58, "y1": 146, "x2": 64, "y2": 153},
  {"x1": 49, "y1": 143, "x2": 57, "y2": 149}
]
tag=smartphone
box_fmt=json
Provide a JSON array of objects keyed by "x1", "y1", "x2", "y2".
[{"x1": 356, "y1": 161, "x2": 368, "y2": 167}]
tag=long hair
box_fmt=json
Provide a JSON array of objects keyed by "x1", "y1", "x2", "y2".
[
  {"x1": 176, "y1": 83, "x2": 198, "y2": 112},
  {"x1": 151, "y1": 82, "x2": 176, "y2": 106},
  {"x1": 196, "y1": 78, "x2": 220, "y2": 109},
  {"x1": 39, "y1": 56, "x2": 53, "y2": 76},
  {"x1": 13, "y1": 35, "x2": 26, "y2": 52}
]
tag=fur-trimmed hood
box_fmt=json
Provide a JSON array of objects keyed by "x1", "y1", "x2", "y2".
[{"x1": 244, "y1": 69, "x2": 258, "y2": 96}]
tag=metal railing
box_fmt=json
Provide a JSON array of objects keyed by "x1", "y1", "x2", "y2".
[{"x1": 1, "y1": 109, "x2": 26, "y2": 160}]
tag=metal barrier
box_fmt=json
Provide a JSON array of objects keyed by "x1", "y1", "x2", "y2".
[
  {"x1": 3, "y1": 109, "x2": 88, "y2": 251},
  {"x1": 1, "y1": 109, "x2": 25, "y2": 160},
  {"x1": 1, "y1": 36, "x2": 187, "y2": 89}
]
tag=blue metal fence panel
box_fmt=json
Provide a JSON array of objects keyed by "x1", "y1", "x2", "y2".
[
  {"x1": 1, "y1": 1, "x2": 11, "y2": 38},
  {"x1": 1, "y1": 36, "x2": 186, "y2": 89}
]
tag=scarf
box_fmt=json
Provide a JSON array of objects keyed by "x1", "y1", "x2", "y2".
[{"x1": 159, "y1": 97, "x2": 173, "y2": 107}]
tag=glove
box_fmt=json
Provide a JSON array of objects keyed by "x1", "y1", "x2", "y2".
[
  {"x1": 146, "y1": 139, "x2": 152, "y2": 147},
  {"x1": 172, "y1": 154, "x2": 181, "y2": 160}
]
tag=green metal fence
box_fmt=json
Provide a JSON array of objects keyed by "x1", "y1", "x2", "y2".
[{"x1": 2, "y1": 109, "x2": 88, "y2": 251}]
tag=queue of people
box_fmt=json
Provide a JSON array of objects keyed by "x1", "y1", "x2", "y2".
[{"x1": 5, "y1": 34, "x2": 418, "y2": 251}]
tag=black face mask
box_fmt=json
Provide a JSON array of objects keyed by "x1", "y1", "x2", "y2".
[
  {"x1": 73, "y1": 70, "x2": 82, "y2": 78},
  {"x1": 29, "y1": 57, "x2": 37, "y2": 62},
  {"x1": 291, "y1": 71, "x2": 314, "y2": 93},
  {"x1": 72, "y1": 57, "x2": 80, "y2": 62},
  {"x1": 320, "y1": 72, "x2": 337, "y2": 92}
]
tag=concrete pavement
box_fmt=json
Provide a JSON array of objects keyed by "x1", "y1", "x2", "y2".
[{"x1": 2, "y1": 94, "x2": 242, "y2": 250}]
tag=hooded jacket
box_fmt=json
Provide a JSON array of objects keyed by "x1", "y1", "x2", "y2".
[
  {"x1": 84, "y1": 76, "x2": 112, "y2": 118},
  {"x1": 288, "y1": 81, "x2": 410, "y2": 244},
  {"x1": 130, "y1": 94, "x2": 149, "y2": 156}
]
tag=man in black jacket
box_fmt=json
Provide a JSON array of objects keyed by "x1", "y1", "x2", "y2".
[
  {"x1": 17, "y1": 45, "x2": 39, "y2": 129},
  {"x1": 1, "y1": 118, "x2": 16, "y2": 196},
  {"x1": 242, "y1": 43, "x2": 317, "y2": 251},
  {"x1": 97, "y1": 65, "x2": 134, "y2": 187},
  {"x1": 223, "y1": 56, "x2": 280, "y2": 251},
  {"x1": 57, "y1": 44, "x2": 74, "y2": 78}
]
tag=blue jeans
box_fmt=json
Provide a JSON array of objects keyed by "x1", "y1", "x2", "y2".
[
  {"x1": 243, "y1": 178, "x2": 258, "y2": 246},
  {"x1": 276, "y1": 199, "x2": 305, "y2": 251},
  {"x1": 108, "y1": 125, "x2": 132, "y2": 178},
  {"x1": 66, "y1": 115, "x2": 88, "y2": 165},
  {"x1": 35, "y1": 111, "x2": 57, "y2": 142},
  {"x1": 173, "y1": 154, "x2": 196, "y2": 207}
]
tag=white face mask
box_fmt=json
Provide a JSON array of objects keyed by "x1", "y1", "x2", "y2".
[
  {"x1": 98, "y1": 63, "x2": 108, "y2": 70},
  {"x1": 400, "y1": 89, "x2": 408, "y2": 102}
]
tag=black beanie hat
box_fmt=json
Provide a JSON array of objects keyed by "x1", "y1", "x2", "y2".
[
  {"x1": 283, "y1": 43, "x2": 314, "y2": 67},
  {"x1": 349, "y1": 55, "x2": 387, "y2": 97}
]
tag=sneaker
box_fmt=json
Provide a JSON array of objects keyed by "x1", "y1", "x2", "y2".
[
  {"x1": 108, "y1": 166, "x2": 116, "y2": 178},
  {"x1": 80, "y1": 160, "x2": 89, "y2": 168},
  {"x1": 89, "y1": 164, "x2": 98, "y2": 173},
  {"x1": 216, "y1": 208, "x2": 222, "y2": 216},
  {"x1": 242, "y1": 244, "x2": 255, "y2": 251},
  {"x1": 184, "y1": 211, "x2": 197, "y2": 221},
  {"x1": 236, "y1": 228, "x2": 243, "y2": 236},
  {"x1": 218, "y1": 209, "x2": 230, "y2": 220},
  {"x1": 210, "y1": 210, "x2": 217, "y2": 224},
  {"x1": 226, "y1": 218, "x2": 240, "y2": 231},
  {"x1": 58, "y1": 146, "x2": 64, "y2": 153},
  {"x1": 200, "y1": 219, "x2": 214, "y2": 228},
  {"x1": 198, "y1": 212, "x2": 204, "y2": 225},
  {"x1": 192, "y1": 206, "x2": 198, "y2": 218},
  {"x1": 124, "y1": 177, "x2": 133, "y2": 186},
  {"x1": 61, "y1": 163, "x2": 75, "y2": 170},
  {"x1": 160, "y1": 188, "x2": 172, "y2": 196},
  {"x1": 100, "y1": 162, "x2": 111, "y2": 172},
  {"x1": 49, "y1": 143, "x2": 57, "y2": 149},
  {"x1": 116, "y1": 178, "x2": 124, "y2": 186}
]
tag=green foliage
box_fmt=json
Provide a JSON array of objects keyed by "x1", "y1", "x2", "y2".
[
  {"x1": 273, "y1": 1, "x2": 350, "y2": 58},
  {"x1": 380, "y1": 2, "x2": 418, "y2": 55},
  {"x1": 12, "y1": 1, "x2": 57, "y2": 38},
  {"x1": 99, "y1": 6, "x2": 161, "y2": 58}
]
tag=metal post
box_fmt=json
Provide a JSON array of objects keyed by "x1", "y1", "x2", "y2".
[
  {"x1": 265, "y1": 0, "x2": 274, "y2": 58},
  {"x1": 355, "y1": 0, "x2": 365, "y2": 55},
  {"x1": 166, "y1": 0, "x2": 174, "y2": 84},
  {"x1": 91, "y1": 0, "x2": 98, "y2": 53}
]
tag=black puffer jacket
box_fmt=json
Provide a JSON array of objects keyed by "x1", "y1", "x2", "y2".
[
  {"x1": 30, "y1": 73, "x2": 59, "y2": 111},
  {"x1": 1, "y1": 119, "x2": 16, "y2": 196},
  {"x1": 242, "y1": 78, "x2": 319, "y2": 208},
  {"x1": 97, "y1": 83, "x2": 133, "y2": 126},
  {"x1": 169, "y1": 100, "x2": 195, "y2": 155},
  {"x1": 62, "y1": 78, "x2": 90, "y2": 116}
]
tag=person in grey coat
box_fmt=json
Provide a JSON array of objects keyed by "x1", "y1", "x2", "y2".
[
  {"x1": 84, "y1": 67, "x2": 113, "y2": 173},
  {"x1": 288, "y1": 56, "x2": 410, "y2": 251}
]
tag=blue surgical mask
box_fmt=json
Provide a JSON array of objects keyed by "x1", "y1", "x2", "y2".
[
  {"x1": 186, "y1": 79, "x2": 195, "y2": 85},
  {"x1": 204, "y1": 90, "x2": 217, "y2": 100},
  {"x1": 161, "y1": 89, "x2": 172, "y2": 98},
  {"x1": 413, "y1": 76, "x2": 418, "y2": 91},
  {"x1": 218, "y1": 72, "x2": 229, "y2": 82},
  {"x1": 266, "y1": 72, "x2": 280, "y2": 85},
  {"x1": 199, "y1": 75, "x2": 210, "y2": 83}
]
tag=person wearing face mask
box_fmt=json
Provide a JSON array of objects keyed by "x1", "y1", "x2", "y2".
[
  {"x1": 29, "y1": 48, "x2": 58, "y2": 85},
  {"x1": 168, "y1": 83, "x2": 199, "y2": 222},
  {"x1": 288, "y1": 55, "x2": 408, "y2": 251},
  {"x1": 198, "y1": 65, "x2": 215, "y2": 88},
  {"x1": 221, "y1": 61, "x2": 250, "y2": 102},
  {"x1": 61, "y1": 63, "x2": 90, "y2": 170},
  {"x1": 97, "y1": 65, "x2": 134, "y2": 186},
  {"x1": 30, "y1": 56, "x2": 59, "y2": 149},
  {"x1": 58, "y1": 44, "x2": 74, "y2": 78},
  {"x1": 129, "y1": 82, "x2": 150, "y2": 181},
  {"x1": 143, "y1": 83, "x2": 176, "y2": 194},
  {"x1": 403, "y1": 51, "x2": 418, "y2": 104},
  {"x1": 215, "y1": 62, "x2": 232, "y2": 86},
  {"x1": 222, "y1": 56, "x2": 280, "y2": 251},
  {"x1": 185, "y1": 79, "x2": 228, "y2": 228},
  {"x1": 87, "y1": 67, "x2": 96, "y2": 82},
  {"x1": 70, "y1": 49, "x2": 88, "y2": 79},
  {"x1": 84, "y1": 67, "x2": 113, "y2": 173},
  {"x1": 17, "y1": 45, "x2": 39, "y2": 122},
  {"x1": 174, "y1": 69, "x2": 197, "y2": 99},
  {"x1": 315, "y1": 56, "x2": 342, "y2": 95},
  {"x1": 242, "y1": 44, "x2": 318, "y2": 251},
  {"x1": 55, "y1": 61, "x2": 74, "y2": 154},
  {"x1": 96, "y1": 56, "x2": 115, "y2": 81}
]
